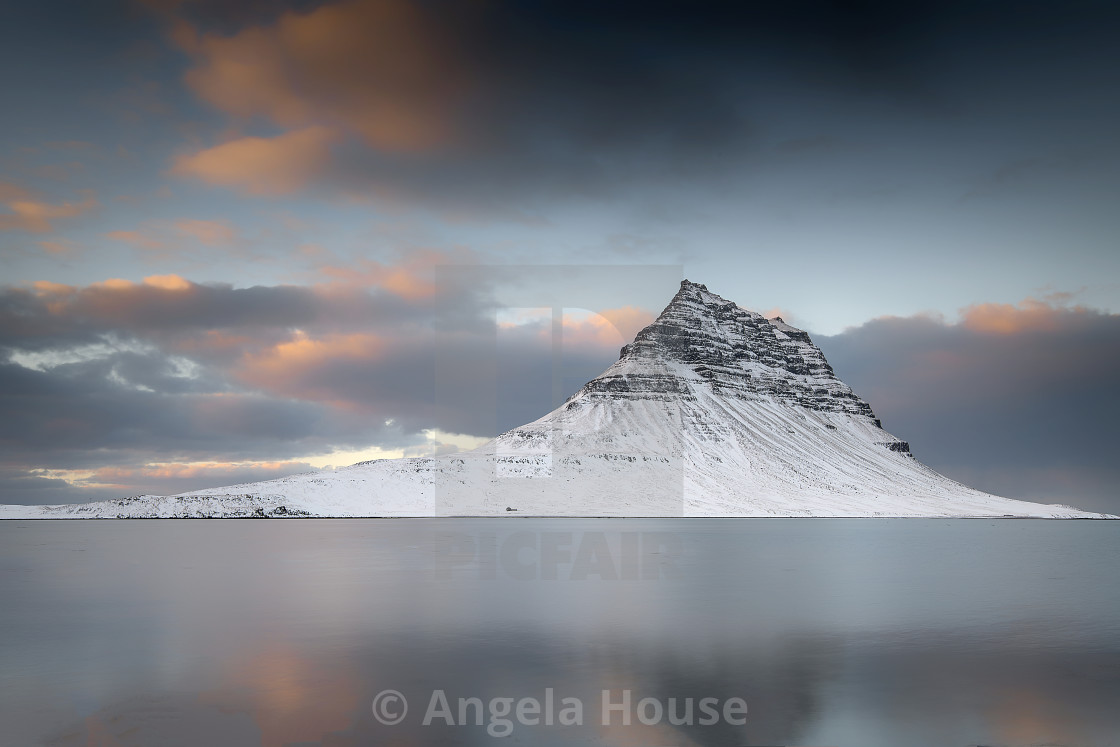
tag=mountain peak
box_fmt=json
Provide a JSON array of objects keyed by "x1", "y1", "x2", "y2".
[{"x1": 581, "y1": 280, "x2": 876, "y2": 418}]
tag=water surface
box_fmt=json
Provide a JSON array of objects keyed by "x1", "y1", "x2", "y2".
[{"x1": 1, "y1": 519, "x2": 1118, "y2": 746}]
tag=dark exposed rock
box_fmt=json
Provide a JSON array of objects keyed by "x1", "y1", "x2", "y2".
[
  {"x1": 574, "y1": 280, "x2": 876, "y2": 418},
  {"x1": 878, "y1": 441, "x2": 911, "y2": 454}
]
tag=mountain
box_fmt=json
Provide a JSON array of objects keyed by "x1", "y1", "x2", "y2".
[{"x1": 3, "y1": 280, "x2": 1109, "y2": 518}]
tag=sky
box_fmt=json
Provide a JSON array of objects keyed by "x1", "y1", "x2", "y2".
[{"x1": 1, "y1": 0, "x2": 1118, "y2": 512}]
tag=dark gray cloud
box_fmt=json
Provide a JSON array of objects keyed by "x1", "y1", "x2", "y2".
[
  {"x1": 817, "y1": 303, "x2": 1120, "y2": 514},
  {"x1": 165, "y1": 0, "x2": 1120, "y2": 210},
  {"x1": 0, "y1": 278, "x2": 488, "y2": 346},
  {"x1": 0, "y1": 358, "x2": 338, "y2": 467}
]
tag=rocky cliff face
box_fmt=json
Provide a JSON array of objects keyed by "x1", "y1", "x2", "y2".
[{"x1": 579, "y1": 280, "x2": 876, "y2": 418}]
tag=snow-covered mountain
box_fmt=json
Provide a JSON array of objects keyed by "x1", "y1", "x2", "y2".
[{"x1": 3, "y1": 280, "x2": 1110, "y2": 518}]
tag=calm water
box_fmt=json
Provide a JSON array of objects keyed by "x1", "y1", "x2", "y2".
[{"x1": 1, "y1": 519, "x2": 1118, "y2": 746}]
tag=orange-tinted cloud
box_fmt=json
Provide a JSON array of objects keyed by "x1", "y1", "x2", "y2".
[
  {"x1": 499, "y1": 306, "x2": 657, "y2": 350},
  {"x1": 29, "y1": 275, "x2": 196, "y2": 319},
  {"x1": 174, "y1": 218, "x2": 236, "y2": 244},
  {"x1": 960, "y1": 297, "x2": 1088, "y2": 335},
  {"x1": 143, "y1": 274, "x2": 193, "y2": 291},
  {"x1": 170, "y1": 126, "x2": 339, "y2": 195},
  {"x1": 29, "y1": 279, "x2": 73, "y2": 296},
  {"x1": 866, "y1": 296, "x2": 1092, "y2": 337},
  {"x1": 0, "y1": 182, "x2": 97, "y2": 232},
  {"x1": 315, "y1": 247, "x2": 473, "y2": 299},
  {"x1": 595, "y1": 306, "x2": 657, "y2": 344},
  {"x1": 760, "y1": 306, "x2": 798, "y2": 325},
  {"x1": 76, "y1": 460, "x2": 311, "y2": 488},
  {"x1": 105, "y1": 228, "x2": 165, "y2": 250},
  {"x1": 37, "y1": 239, "x2": 79, "y2": 256},
  {"x1": 234, "y1": 331, "x2": 383, "y2": 402},
  {"x1": 179, "y1": 0, "x2": 468, "y2": 152},
  {"x1": 557, "y1": 306, "x2": 656, "y2": 349}
]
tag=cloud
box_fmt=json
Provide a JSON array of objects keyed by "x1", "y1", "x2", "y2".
[
  {"x1": 105, "y1": 229, "x2": 166, "y2": 250},
  {"x1": 102, "y1": 219, "x2": 248, "y2": 261},
  {"x1": 816, "y1": 297, "x2": 1120, "y2": 513},
  {"x1": 179, "y1": 0, "x2": 466, "y2": 152},
  {"x1": 0, "y1": 467, "x2": 124, "y2": 506},
  {"x1": 590, "y1": 306, "x2": 657, "y2": 346},
  {"x1": 314, "y1": 247, "x2": 477, "y2": 299},
  {"x1": 37, "y1": 239, "x2": 80, "y2": 256},
  {"x1": 0, "y1": 182, "x2": 97, "y2": 232},
  {"x1": 10, "y1": 269, "x2": 469, "y2": 339},
  {"x1": 0, "y1": 458, "x2": 322, "y2": 506},
  {"x1": 60, "y1": 460, "x2": 318, "y2": 494},
  {"x1": 174, "y1": 218, "x2": 237, "y2": 245},
  {"x1": 143, "y1": 274, "x2": 194, "y2": 291},
  {"x1": 501, "y1": 306, "x2": 656, "y2": 351},
  {"x1": 162, "y1": 0, "x2": 948, "y2": 209},
  {"x1": 959, "y1": 297, "x2": 1087, "y2": 335},
  {"x1": 232, "y1": 331, "x2": 385, "y2": 405},
  {"x1": 759, "y1": 306, "x2": 802, "y2": 328},
  {"x1": 170, "y1": 126, "x2": 339, "y2": 195},
  {"x1": 149, "y1": 0, "x2": 1120, "y2": 220}
]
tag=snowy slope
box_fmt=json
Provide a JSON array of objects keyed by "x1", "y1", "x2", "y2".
[{"x1": 3, "y1": 280, "x2": 1111, "y2": 518}]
